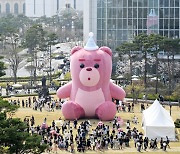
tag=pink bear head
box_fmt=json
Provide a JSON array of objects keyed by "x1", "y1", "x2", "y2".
[{"x1": 70, "y1": 45, "x2": 112, "y2": 90}]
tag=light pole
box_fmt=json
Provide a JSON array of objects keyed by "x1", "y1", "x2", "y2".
[
  {"x1": 132, "y1": 84, "x2": 135, "y2": 104},
  {"x1": 49, "y1": 44, "x2": 52, "y2": 87}
]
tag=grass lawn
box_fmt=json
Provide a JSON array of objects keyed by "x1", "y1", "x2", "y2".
[{"x1": 4, "y1": 95, "x2": 180, "y2": 153}]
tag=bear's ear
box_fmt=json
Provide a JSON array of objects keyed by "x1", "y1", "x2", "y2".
[
  {"x1": 99, "y1": 46, "x2": 112, "y2": 57},
  {"x1": 71, "y1": 46, "x2": 82, "y2": 55}
]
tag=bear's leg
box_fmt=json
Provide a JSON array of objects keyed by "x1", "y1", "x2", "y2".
[
  {"x1": 95, "y1": 101, "x2": 116, "y2": 121},
  {"x1": 62, "y1": 101, "x2": 85, "y2": 120}
]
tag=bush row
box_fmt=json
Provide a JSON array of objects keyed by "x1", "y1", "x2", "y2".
[{"x1": 126, "y1": 93, "x2": 179, "y2": 102}]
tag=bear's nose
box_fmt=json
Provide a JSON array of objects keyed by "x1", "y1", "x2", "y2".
[{"x1": 86, "y1": 68, "x2": 92, "y2": 71}]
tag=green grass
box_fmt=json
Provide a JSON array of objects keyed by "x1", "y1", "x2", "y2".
[{"x1": 4, "y1": 95, "x2": 180, "y2": 153}]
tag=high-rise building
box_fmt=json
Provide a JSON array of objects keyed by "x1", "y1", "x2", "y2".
[
  {"x1": 25, "y1": 0, "x2": 83, "y2": 18},
  {"x1": 84, "y1": 0, "x2": 180, "y2": 50},
  {"x1": 0, "y1": 0, "x2": 25, "y2": 16}
]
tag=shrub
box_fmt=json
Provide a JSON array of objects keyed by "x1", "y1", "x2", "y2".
[{"x1": 174, "y1": 119, "x2": 180, "y2": 128}]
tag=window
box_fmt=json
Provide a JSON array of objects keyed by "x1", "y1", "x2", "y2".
[
  {"x1": 123, "y1": 19, "x2": 127, "y2": 29},
  {"x1": 164, "y1": 8, "x2": 169, "y2": 18},
  {"x1": 97, "y1": 30, "x2": 102, "y2": 40},
  {"x1": 143, "y1": 8, "x2": 148, "y2": 18},
  {"x1": 175, "y1": 31, "x2": 179, "y2": 38},
  {"x1": 66, "y1": 3, "x2": 71, "y2": 8},
  {"x1": 34, "y1": 0, "x2": 36, "y2": 14},
  {"x1": 123, "y1": 0, "x2": 127, "y2": 7},
  {"x1": 164, "y1": 19, "x2": 169, "y2": 29},
  {"x1": 133, "y1": 8, "x2": 137, "y2": 18},
  {"x1": 97, "y1": 19, "x2": 102, "y2": 29},
  {"x1": 175, "y1": 0, "x2": 179, "y2": 6},
  {"x1": 6, "y1": 3, "x2": 10, "y2": 14},
  {"x1": 117, "y1": 8, "x2": 123, "y2": 18},
  {"x1": 14, "y1": 3, "x2": 18, "y2": 14},
  {"x1": 164, "y1": 0, "x2": 169, "y2": 7},
  {"x1": 128, "y1": 8, "x2": 133, "y2": 18},
  {"x1": 133, "y1": 0, "x2": 137, "y2": 7},
  {"x1": 138, "y1": 19, "x2": 142, "y2": 29},
  {"x1": 57, "y1": 0, "x2": 59, "y2": 11},
  {"x1": 117, "y1": 19, "x2": 123, "y2": 29},
  {"x1": 170, "y1": 8, "x2": 174, "y2": 17},
  {"x1": 23, "y1": 3, "x2": 25, "y2": 14},
  {"x1": 117, "y1": 0, "x2": 123, "y2": 7},
  {"x1": 159, "y1": 19, "x2": 163, "y2": 29},
  {"x1": 170, "y1": 19, "x2": 174, "y2": 29},
  {"x1": 175, "y1": 8, "x2": 179, "y2": 18},
  {"x1": 123, "y1": 8, "x2": 127, "y2": 18},
  {"x1": 170, "y1": 0, "x2": 174, "y2": 7},
  {"x1": 97, "y1": 0, "x2": 101, "y2": 7},
  {"x1": 159, "y1": 8, "x2": 163, "y2": 18},
  {"x1": 97, "y1": 8, "x2": 102, "y2": 18},
  {"x1": 128, "y1": 0, "x2": 132, "y2": 7},
  {"x1": 159, "y1": 30, "x2": 163, "y2": 36},
  {"x1": 138, "y1": 8, "x2": 143, "y2": 18},
  {"x1": 175, "y1": 19, "x2": 179, "y2": 29},
  {"x1": 143, "y1": 19, "x2": 147, "y2": 29}
]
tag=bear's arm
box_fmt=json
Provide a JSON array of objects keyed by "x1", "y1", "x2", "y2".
[
  {"x1": 109, "y1": 82, "x2": 126, "y2": 100},
  {"x1": 56, "y1": 81, "x2": 72, "y2": 99}
]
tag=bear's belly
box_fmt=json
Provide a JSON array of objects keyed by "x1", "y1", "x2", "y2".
[{"x1": 75, "y1": 88, "x2": 105, "y2": 117}]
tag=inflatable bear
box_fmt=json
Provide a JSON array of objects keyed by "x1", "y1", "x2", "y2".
[{"x1": 57, "y1": 33, "x2": 126, "y2": 120}]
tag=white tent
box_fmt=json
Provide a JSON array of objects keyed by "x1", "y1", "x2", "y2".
[
  {"x1": 12, "y1": 83, "x2": 22, "y2": 88},
  {"x1": 142, "y1": 99, "x2": 175, "y2": 140}
]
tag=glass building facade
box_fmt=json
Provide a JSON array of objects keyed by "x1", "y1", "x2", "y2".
[{"x1": 94, "y1": 0, "x2": 180, "y2": 50}]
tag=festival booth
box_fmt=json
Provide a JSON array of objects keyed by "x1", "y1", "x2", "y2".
[{"x1": 142, "y1": 99, "x2": 175, "y2": 140}]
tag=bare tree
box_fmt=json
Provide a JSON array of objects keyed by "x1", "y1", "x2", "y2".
[{"x1": 6, "y1": 33, "x2": 21, "y2": 83}]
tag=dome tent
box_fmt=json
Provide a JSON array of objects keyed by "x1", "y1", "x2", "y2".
[{"x1": 142, "y1": 99, "x2": 175, "y2": 141}]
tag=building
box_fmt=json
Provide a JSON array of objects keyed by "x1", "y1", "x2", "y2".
[
  {"x1": 25, "y1": 0, "x2": 83, "y2": 18},
  {"x1": 0, "y1": 0, "x2": 83, "y2": 17},
  {"x1": 0, "y1": 0, "x2": 25, "y2": 16},
  {"x1": 84, "y1": 0, "x2": 180, "y2": 50}
]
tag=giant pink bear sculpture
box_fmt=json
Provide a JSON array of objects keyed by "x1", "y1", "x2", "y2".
[{"x1": 57, "y1": 33, "x2": 126, "y2": 120}]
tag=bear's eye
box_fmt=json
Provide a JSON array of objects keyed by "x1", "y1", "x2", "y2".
[
  {"x1": 94, "y1": 63, "x2": 99, "y2": 69},
  {"x1": 80, "y1": 63, "x2": 85, "y2": 68}
]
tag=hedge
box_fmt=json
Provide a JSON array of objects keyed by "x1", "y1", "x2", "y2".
[{"x1": 174, "y1": 119, "x2": 180, "y2": 128}]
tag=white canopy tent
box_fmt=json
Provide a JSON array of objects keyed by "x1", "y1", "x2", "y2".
[
  {"x1": 12, "y1": 83, "x2": 22, "y2": 88},
  {"x1": 142, "y1": 99, "x2": 175, "y2": 140}
]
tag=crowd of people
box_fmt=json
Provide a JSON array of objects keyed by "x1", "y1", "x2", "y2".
[
  {"x1": 7, "y1": 97, "x2": 172, "y2": 153},
  {"x1": 8, "y1": 96, "x2": 62, "y2": 112},
  {"x1": 23, "y1": 116, "x2": 170, "y2": 153}
]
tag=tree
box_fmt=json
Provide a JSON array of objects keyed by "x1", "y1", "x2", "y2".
[
  {"x1": 56, "y1": 8, "x2": 83, "y2": 42},
  {"x1": 6, "y1": 33, "x2": 21, "y2": 83},
  {"x1": 0, "y1": 56, "x2": 5, "y2": 77},
  {"x1": 162, "y1": 37, "x2": 180, "y2": 94},
  {"x1": 148, "y1": 34, "x2": 164, "y2": 94},
  {"x1": 0, "y1": 16, "x2": 22, "y2": 83},
  {"x1": 46, "y1": 33, "x2": 58, "y2": 85},
  {"x1": 24, "y1": 24, "x2": 47, "y2": 84},
  {"x1": 134, "y1": 33, "x2": 151, "y2": 89},
  {"x1": 116, "y1": 42, "x2": 138, "y2": 84},
  {"x1": 0, "y1": 98, "x2": 48, "y2": 154}
]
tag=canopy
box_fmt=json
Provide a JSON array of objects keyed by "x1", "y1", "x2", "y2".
[
  {"x1": 132, "y1": 75, "x2": 139, "y2": 78},
  {"x1": 117, "y1": 75, "x2": 124, "y2": 79},
  {"x1": 132, "y1": 78, "x2": 140, "y2": 81},
  {"x1": 12, "y1": 83, "x2": 22, "y2": 88},
  {"x1": 142, "y1": 99, "x2": 175, "y2": 140}
]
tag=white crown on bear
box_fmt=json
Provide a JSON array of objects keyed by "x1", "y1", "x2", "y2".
[{"x1": 84, "y1": 32, "x2": 99, "y2": 51}]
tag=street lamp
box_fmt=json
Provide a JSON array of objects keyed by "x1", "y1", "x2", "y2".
[
  {"x1": 49, "y1": 44, "x2": 52, "y2": 87},
  {"x1": 132, "y1": 85, "x2": 135, "y2": 104}
]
